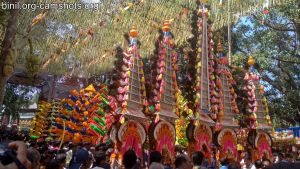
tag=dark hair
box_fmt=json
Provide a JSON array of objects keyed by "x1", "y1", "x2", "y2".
[
  {"x1": 192, "y1": 151, "x2": 204, "y2": 166},
  {"x1": 45, "y1": 159, "x2": 60, "y2": 169},
  {"x1": 123, "y1": 149, "x2": 137, "y2": 169},
  {"x1": 278, "y1": 153, "x2": 284, "y2": 159},
  {"x1": 175, "y1": 155, "x2": 187, "y2": 168},
  {"x1": 95, "y1": 152, "x2": 106, "y2": 164},
  {"x1": 285, "y1": 153, "x2": 293, "y2": 159},
  {"x1": 264, "y1": 162, "x2": 300, "y2": 169},
  {"x1": 228, "y1": 162, "x2": 240, "y2": 169},
  {"x1": 149, "y1": 151, "x2": 162, "y2": 164},
  {"x1": 254, "y1": 160, "x2": 263, "y2": 168},
  {"x1": 262, "y1": 159, "x2": 271, "y2": 167}
]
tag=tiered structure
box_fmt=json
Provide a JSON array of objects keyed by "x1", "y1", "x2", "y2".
[
  {"x1": 50, "y1": 84, "x2": 115, "y2": 144},
  {"x1": 215, "y1": 38, "x2": 239, "y2": 128},
  {"x1": 187, "y1": 3, "x2": 214, "y2": 159},
  {"x1": 245, "y1": 56, "x2": 273, "y2": 160},
  {"x1": 110, "y1": 27, "x2": 147, "y2": 166},
  {"x1": 30, "y1": 100, "x2": 51, "y2": 140},
  {"x1": 213, "y1": 37, "x2": 239, "y2": 161},
  {"x1": 148, "y1": 20, "x2": 179, "y2": 164}
]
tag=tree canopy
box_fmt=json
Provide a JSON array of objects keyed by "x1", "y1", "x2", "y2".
[{"x1": 230, "y1": 0, "x2": 300, "y2": 127}]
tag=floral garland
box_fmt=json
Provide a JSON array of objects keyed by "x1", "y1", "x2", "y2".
[
  {"x1": 244, "y1": 70, "x2": 259, "y2": 129},
  {"x1": 194, "y1": 9, "x2": 203, "y2": 124},
  {"x1": 208, "y1": 25, "x2": 219, "y2": 124},
  {"x1": 260, "y1": 85, "x2": 272, "y2": 126},
  {"x1": 115, "y1": 27, "x2": 147, "y2": 124},
  {"x1": 116, "y1": 45, "x2": 132, "y2": 123},
  {"x1": 214, "y1": 39, "x2": 224, "y2": 131}
]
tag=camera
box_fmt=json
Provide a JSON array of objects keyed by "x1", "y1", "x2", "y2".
[{"x1": 0, "y1": 147, "x2": 17, "y2": 165}]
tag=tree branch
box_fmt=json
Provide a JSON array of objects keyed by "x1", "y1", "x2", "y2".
[
  {"x1": 272, "y1": 57, "x2": 300, "y2": 64},
  {"x1": 252, "y1": 14, "x2": 296, "y2": 32}
]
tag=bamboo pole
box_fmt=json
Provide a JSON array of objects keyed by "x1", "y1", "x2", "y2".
[{"x1": 228, "y1": 0, "x2": 232, "y2": 66}]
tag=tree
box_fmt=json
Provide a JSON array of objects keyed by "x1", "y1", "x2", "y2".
[
  {"x1": 230, "y1": 0, "x2": 300, "y2": 128},
  {"x1": 1, "y1": 83, "x2": 34, "y2": 123}
]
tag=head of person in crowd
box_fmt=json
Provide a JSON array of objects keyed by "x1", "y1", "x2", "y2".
[
  {"x1": 262, "y1": 159, "x2": 271, "y2": 168},
  {"x1": 264, "y1": 161, "x2": 300, "y2": 169},
  {"x1": 149, "y1": 151, "x2": 162, "y2": 164},
  {"x1": 46, "y1": 159, "x2": 61, "y2": 169},
  {"x1": 175, "y1": 154, "x2": 193, "y2": 169},
  {"x1": 244, "y1": 155, "x2": 252, "y2": 168},
  {"x1": 94, "y1": 152, "x2": 110, "y2": 169},
  {"x1": 149, "y1": 162, "x2": 164, "y2": 169},
  {"x1": 228, "y1": 161, "x2": 240, "y2": 169},
  {"x1": 56, "y1": 153, "x2": 67, "y2": 169},
  {"x1": 123, "y1": 149, "x2": 137, "y2": 169},
  {"x1": 285, "y1": 153, "x2": 294, "y2": 162},
  {"x1": 278, "y1": 153, "x2": 284, "y2": 162},
  {"x1": 220, "y1": 157, "x2": 229, "y2": 167},
  {"x1": 192, "y1": 151, "x2": 204, "y2": 167},
  {"x1": 254, "y1": 160, "x2": 263, "y2": 169},
  {"x1": 69, "y1": 148, "x2": 90, "y2": 169},
  {"x1": 27, "y1": 147, "x2": 41, "y2": 169}
]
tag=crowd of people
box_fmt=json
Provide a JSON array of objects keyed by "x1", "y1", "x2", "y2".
[{"x1": 1, "y1": 139, "x2": 300, "y2": 169}]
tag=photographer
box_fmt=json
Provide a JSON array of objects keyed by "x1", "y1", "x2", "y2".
[{"x1": 0, "y1": 141, "x2": 31, "y2": 169}]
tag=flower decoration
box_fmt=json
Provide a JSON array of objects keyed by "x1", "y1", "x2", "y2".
[
  {"x1": 151, "y1": 20, "x2": 178, "y2": 123},
  {"x1": 49, "y1": 84, "x2": 116, "y2": 144},
  {"x1": 30, "y1": 100, "x2": 51, "y2": 139}
]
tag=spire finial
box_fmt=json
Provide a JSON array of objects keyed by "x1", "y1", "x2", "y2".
[
  {"x1": 248, "y1": 55, "x2": 255, "y2": 66},
  {"x1": 129, "y1": 26, "x2": 138, "y2": 38}
]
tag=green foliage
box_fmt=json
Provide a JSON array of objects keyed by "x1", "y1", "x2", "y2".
[
  {"x1": 231, "y1": 0, "x2": 300, "y2": 128},
  {"x1": 1, "y1": 84, "x2": 35, "y2": 122}
]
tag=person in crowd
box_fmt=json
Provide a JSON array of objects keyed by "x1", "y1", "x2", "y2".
[
  {"x1": 262, "y1": 159, "x2": 271, "y2": 168},
  {"x1": 92, "y1": 152, "x2": 110, "y2": 169},
  {"x1": 220, "y1": 158, "x2": 229, "y2": 169},
  {"x1": 285, "y1": 153, "x2": 294, "y2": 163},
  {"x1": 122, "y1": 149, "x2": 137, "y2": 169},
  {"x1": 277, "y1": 153, "x2": 285, "y2": 163},
  {"x1": 27, "y1": 147, "x2": 41, "y2": 169},
  {"x1": 0, "y1": 141, "x2": 32, "y2": 169},
  {"x1": 69, "y1": 147, "x2": 90, "y2": 169},
  {"x1": 66, "y1": 143, "x2": 76, "y2": 168},
  {"x1": 175, "y1": 154, "x2": 193, "y2": 169},
  {"x1": 148, "y1": 151, "x2": 164, "y2": 169},
  {"x1": 208, "y1": 152, "x2": 216, "y2": 169},
  {"x1": 227, "y1": 161, "x2": 240, "y2": 169},
  {"x1": 254, "y1": 160, "x2": 263, "y2": 169},
  {"x1": 56, "y1": 153, "x2": 67, "y2": 169},
  {"x1": 192, "y1": 151, "x2": 206, "y2": 169},
  {"x1": 46, "y1": 159, "x2": 62, "y2": 169},
  {"x1": 264, "y1": 161, "x2": 300, "y2": 169},
  {"x1": 242, "y1": 156, "x2": 254, "y2": 169}
]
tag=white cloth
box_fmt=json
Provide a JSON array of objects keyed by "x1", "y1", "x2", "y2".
[{"x1": 149, "y1": 162, "x2": 164, "y2": 169}]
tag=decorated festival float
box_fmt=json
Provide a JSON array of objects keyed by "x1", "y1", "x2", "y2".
[
  {"x1": 148, "y1": 20, "x2": 179, "y2": 165},
  {"x1": 272, "y1": 127, "x2": 300, "y2": 152},
  {"x1": 185, "y1": 2, "x2": 215, "y2": 159},
  {"x1": 109, "y1": 27, "x2": 148, "y2": 167},
  {"x1": 185, "y1": 1, "x2": 239, "y2": 163},
  {"x1": 47, "y1": 84, "x2": 115, "y2": 144},
  {"x1": 243, "y1": 56, "x2": 273, "y2": 161},
  {"x1": 30, "y1": 100, "x2": 52, "y2": 140},
  {"x1": 212, "y1": 37, "x2": 240, "y2": 161}
]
